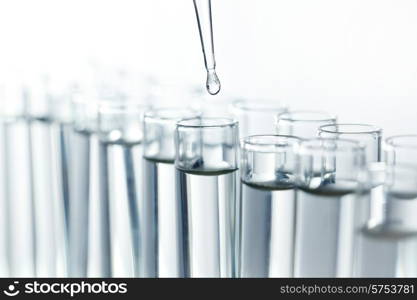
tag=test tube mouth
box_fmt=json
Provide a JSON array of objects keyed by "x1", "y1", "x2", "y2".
[
  {"x1": 298, "y1": 137, "x2": 365, "y2": 152},
  {"x1": 319, "y1": 123, "x2": 382, "y2": 135},
  {"x1": 144, "y1": 107, "x2": 200, "y2": 122},
  {"x1": 177, "y1": 117, "x2": 238, "y2": 128},
  {"x1": 241, "y1": 135, "x2": 301, "y2": 152},
  {"x1": 277, "y1": 110, "x2": 336, "y2": 123},
  {"x1": 385, "y1": 135, "x2": 417, "y2": 149},
  {"x1": 232, "y1": 99, "x2": 287, "y2": 112}
]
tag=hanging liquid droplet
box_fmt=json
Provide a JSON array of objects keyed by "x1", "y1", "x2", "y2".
[{"x1": 206, "y1": 69, "x2": 221, "y2": 95}]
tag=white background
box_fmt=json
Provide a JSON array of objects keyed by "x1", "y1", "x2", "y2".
[{"x1": 0, "y1": 0, "x2": 416, "y2": 136}]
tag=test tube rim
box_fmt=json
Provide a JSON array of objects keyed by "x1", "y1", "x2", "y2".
[
  {"x1": 385, "y1": 134, "x2": 417, "y2": 149},
  {"x1": 298, "y1": 137, "x2": 366, "y2": 153},
  {"x1": 319, "y1": 123, "x2": 382, "y2": 136},
  {"x1": 276, "y1": 110, "x2": 337, "y2": 123},
  {"x1": 241, "y1": 134, "x2": 301, "y2": 152},
  {"x1": 177, "y1": 117, "x2": 238, "y2": 129}
]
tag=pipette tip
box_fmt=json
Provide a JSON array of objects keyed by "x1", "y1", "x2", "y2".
[{"x1": 206, "y1": 69, "x2": 221, "y2": 95}]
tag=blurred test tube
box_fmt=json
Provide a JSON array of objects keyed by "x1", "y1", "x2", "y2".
[{"x1": 0, "y1": 77, "x2": 35, "y2": 277}]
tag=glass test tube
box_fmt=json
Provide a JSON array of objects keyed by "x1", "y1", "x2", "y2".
[
  {"x1": 294, "y1": 138, "x2": 366, "y2": 277},
  {"x1": 68, "y1": 91, "x2": 97, "y2": 277},
  {"x1": 142, "y1": 108, "x2": 200, "y2": 278},
  {"x1": 239, "y1": 135, "x2": 300, "y2": 277},
  {"x1": 232, "y1": 100, "x2": 291, "y2": 278},
  {"x1": 232, "y1": 99, "x2": 288, "y2": 137},
  {"x1": 175, "y1": 118, "x2": 239, "y2": 277},
  {"x1": 26, "y1": 80, "x2": 66, "y2": 277},
  {"x1": 275, "y1": 111, "x2": 337, "y2": 277},
  {"x1": 383, "y1": 165, "x2": 417, "y2": 277},
  {"x1": 318, "y1": 124, "x2": 398, "y2": 277},
  {"x1": 0, "y1": 87, "x2": 7, "y2": 277},
  {"x1": 359, "y1": 164, "x2": 417, "y2": 277},
  {"x1": 0, "y1": 82, "x2": 36, "y2": 277},
  {"x1": 47, "y1": 89, "x2": 74, "y2": 278},
  {"x1": 384, "y1": 135, "x2": 417, "y2": 277},
  {"x1": 275, "y1": 110, "x2": 337, "y2": 138},
  {"x1": 98, "y1": 100, "x2": 148, "y2": 277}
]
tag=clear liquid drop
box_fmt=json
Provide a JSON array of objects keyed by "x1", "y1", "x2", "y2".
[{"x1": 206, "y1": 69, "x2": 221, "y2": 95}]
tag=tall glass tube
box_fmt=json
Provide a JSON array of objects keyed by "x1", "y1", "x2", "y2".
[
  {"x1": 48, "y1": 89, "x2": 73, "y2": 277},
  {"x1": 98, "y1": 100, "x2": 148, "y2": 277},
  {"x1": 232, "y1": 100, "x2": 289, "y2": 278},
  {"x1": 317, "y1": 124, "x2": 397, "y2": 277},
  {"x1": 358, "y1": 164, "x2": 417, "y2": 277},
  {"x1": 27, "y1": 81, "x2": 66, "y2": 277},
  {"x1": 142, "y1": 108, "x2": 200, "y2": 278},
  {"x1": 232, "y1": 99, "x2": 288, "y2": 137},
  {"x1": 238, "y1": 135, "x2": 300, "y2": 277},
  {"x1": 275, "y1": 111, "x2": 337, "y2": 277},
  {"x1": 68, "y1": 91, "x2": 97, "y2": 277},
  {"x1": 0, "y1": 90, "x2": 7, "y2": 277},
  {"x1": 275, "y1": 110, "x2": 337, "y2": 138},
  {"x1": 294, "y1": 138, "x2": 366, "y2": 277},
  {"x1": 319, "y1": 123, "x2": 397, "y2": 277},
  {"x1": 383, "y1": 165, "x2": 417, "y2": 277},
  {"x1": 0, "y1": 82, "x2": 36, "y2": 277},
  {"x1": 175, "y1": 118, "x2": 238, "y2": 278},
  {"x1": 383, "y1": 135, "x2": 417, "y2": 277}
]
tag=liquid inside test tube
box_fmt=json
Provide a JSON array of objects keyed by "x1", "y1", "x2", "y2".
[{"x1": 193, "y1": 0, "x2": 221, "y2": 95}]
